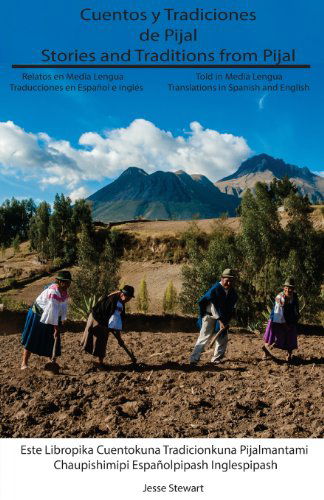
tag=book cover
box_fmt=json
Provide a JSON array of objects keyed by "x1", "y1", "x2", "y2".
[{"x1": 0, "y1": 1, "x2": 323, "y2": 498}]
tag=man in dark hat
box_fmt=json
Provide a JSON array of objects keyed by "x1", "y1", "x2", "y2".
[
  {"x1": 190, "y1": 269, "x2": 238, "y2": 365},
  {"x1": 81, "y1": 285, "x2": 137, "y2": 365}
]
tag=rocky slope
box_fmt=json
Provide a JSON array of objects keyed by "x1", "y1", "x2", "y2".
[{"x1": 215, "y1": 154, "x2": 324, "y2": 203}]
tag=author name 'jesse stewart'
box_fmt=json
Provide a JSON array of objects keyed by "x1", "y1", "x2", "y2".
[{"x1": 143, "y1": 484, "x2": 205, "y2": 493}]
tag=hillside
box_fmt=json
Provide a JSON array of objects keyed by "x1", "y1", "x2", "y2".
[
  {"x1": 1, "y1": 208, "x2": 322, "y2": 314},
  {"x1": 215, "y1": 154, "x2": 324, "y2": 203}
]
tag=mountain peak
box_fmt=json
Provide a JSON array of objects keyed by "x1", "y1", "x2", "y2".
[
  {"x1": 88, "y1": 167, "x2": 239, "y2": 221},
  {"x1": 219, "y1": 154, "x2": 316, "y2": 182},
  {"x1": 215, "y1": 154, "x2": 323, "y2": 203},
  {"x1": 120, "y1": 166, "x2": 148, "y2": 177}
]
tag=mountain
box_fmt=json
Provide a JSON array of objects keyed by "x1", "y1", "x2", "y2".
[
  {"x1": 215, "y1": 154, "x2": 324, "y2": 203},
  {"x1": 88, "y1": 167, "x2": 239, "y2": 222}
]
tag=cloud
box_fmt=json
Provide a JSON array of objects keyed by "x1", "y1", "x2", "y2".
[
  {"x1": 0, "y1": 119, "x2": 252, "y2": 192},
  {"x1": 258, "y1": 94, "x2": 268, "y2": 110},
  {"x1": 68, "y1": 186, "x2": 91, "y2": 202}
]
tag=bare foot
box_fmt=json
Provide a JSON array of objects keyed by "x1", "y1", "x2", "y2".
[{"x1": 21, "y1": 364, "x2": 28, "y2": 370}]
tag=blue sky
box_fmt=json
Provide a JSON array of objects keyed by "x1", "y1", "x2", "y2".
[{"x1": 0, "y1": 0, "x2": 323, "y2": 203}]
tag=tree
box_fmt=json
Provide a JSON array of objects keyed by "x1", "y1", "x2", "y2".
[
  {"x1": 98, "y1": 238, "x2": 120, "y2": 296},
  {"x1": 281, "y1": 193, "x2": 323, "y2": 315},
  {"x1": 180, "y1": 221, "x2": 240, "y2": 316},
  {"x1": 77, "y1": 224, "x2": 98, "y2": 266},
  {"x1": 71, "y1": 199, "x2": 92, "y2": 232},
  {"x1": 28, "y1": 192, "x2": 94, "y2": 265},
  {"x1": 0, "y1": 197, "x2": 36, "y2": 246},
  {"x1": 269, "y1": 176, "x2": 298, "y2": 205},
  {"x1": 240, "y1": 184, "x2": 283, "y2": 272},
  {"x1": 69, "y1": 227, "x2": 120, "y2": 319},
  {"x1": 180, "y1": 221, "x2": 207, "y2": 261},
  {"x1": 47, "y1": 194, "x2": 76, "y2": 263},
  {"x1": 136, "y1": 278, "x2": 149, "y2": 313},
  {"x1": 163, "y1": 281, "x2": 178, "y2": 314},
  {"x1": 29, "y1": 201, "x2": 51, "y2": 260}
]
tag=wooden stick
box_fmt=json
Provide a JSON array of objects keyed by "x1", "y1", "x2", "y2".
[{"x1": 208, "y1": 325, "x2": 229, "y2": 349}]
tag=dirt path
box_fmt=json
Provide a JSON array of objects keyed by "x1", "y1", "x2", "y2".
[{"x1": 0, "y1": 328, "x2": 323, "y2": 438}]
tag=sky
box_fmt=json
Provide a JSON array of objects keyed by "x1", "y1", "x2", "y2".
[{"x1": 0, "y1": 0, "x2": 323, "y2": 203}]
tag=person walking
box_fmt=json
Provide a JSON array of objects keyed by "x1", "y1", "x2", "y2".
[
  {"x1": 263, "y1": 278, "x2": 299, "y2": 363},
  {"x1": 21, "y1": 270, "x2": 72, "y2": 369},
  {"x1": 190, "y1": 269, "x2": 238, "y2": 365},
  {"x1": 81, "y1": 285, "x2": 136, "y2": 365}
]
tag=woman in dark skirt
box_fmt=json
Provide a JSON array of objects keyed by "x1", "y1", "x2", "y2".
[
  {"x1": 81, "y1": 285, "x2": 136, "y2": 365},
  {"x1": 263, "y1": 278, "x2": 299, "y2": 362},
  {"x1": 21, "y1": 271, "x2": 72, "y2": 369}
]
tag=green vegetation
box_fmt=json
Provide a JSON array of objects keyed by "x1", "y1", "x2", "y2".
[
  {"x1": 163, "y1": 281, "x2": 178, "y2": 314},
  {"x1": 12, "y1": 235, "x2": 21, "y2": 254},
  {"x1": 269, "y1": 175, "x2": 298, "y2": 205},
  {"x1": 0, "y1": 295, "x2": 28, "y2": 312},
  {"x1": 136, "y1": 277, "x2": 150, "y2": 313},
  {"x1": 29, "y1": 195, "x2": 93, "y2": 265},
  {"x1": 0, "y1": 198, "x2": 36, "y2": 247},
  {"x1": 69, "y1": 225, "x2": 120, "y2": 320},
  {"x1": 180, "y1": 179, "x2": 323, "y2": 326}
]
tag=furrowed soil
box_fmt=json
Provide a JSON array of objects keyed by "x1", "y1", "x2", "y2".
[{"x1": 0, "y1": 325, "x2": 323, "y2": 438}]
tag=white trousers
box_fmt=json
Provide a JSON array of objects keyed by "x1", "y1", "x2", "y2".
[{"x1": 190, "y1": 315, "x2": 228, "y2": 363}]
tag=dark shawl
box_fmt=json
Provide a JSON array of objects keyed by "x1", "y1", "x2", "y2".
[{"x1": 91, "y1": 292, "x2": 125, "y2": 327}]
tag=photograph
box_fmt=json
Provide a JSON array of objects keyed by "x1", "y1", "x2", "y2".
[{"x1": 0, "y1": 0, "x2": 323, "y2": 446}]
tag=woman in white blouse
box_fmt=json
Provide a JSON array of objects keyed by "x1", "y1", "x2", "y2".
[{"x1": 20, "y1": 271, "x2": 71, "y2": 369}]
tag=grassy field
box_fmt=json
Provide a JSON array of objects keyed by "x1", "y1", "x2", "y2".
[{"x1": 111, "y1": 217, "x2": 240, "y2": 238}]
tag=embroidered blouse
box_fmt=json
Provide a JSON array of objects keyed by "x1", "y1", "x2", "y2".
[{"x1": 35, "y1": 284, "x2": 68, "y2": 326}]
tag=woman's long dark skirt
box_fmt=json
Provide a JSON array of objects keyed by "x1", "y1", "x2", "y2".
[
  {"x1": 263, "y1": 320, "x2": 298, "y2": 351},
  {"x1": 21, "y1": 308, "x2": 61, "y2": 357},
  {"x1": 81, "y1": 313, "x2": 109, "y2": 359}
]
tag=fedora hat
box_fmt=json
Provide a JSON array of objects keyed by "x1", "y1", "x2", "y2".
[
  {"x1": 56, "y1": 270, "x2": 72, "y2": 281},
  {"x1": 221, "y1": 268, "x2": 235, "y2": 278},
  {"x1": 283, "y1": 278, "x2": 295, "y2": 287},
  {"x1": 121, "y1": 285, "x2": 135, "y2": 298}
]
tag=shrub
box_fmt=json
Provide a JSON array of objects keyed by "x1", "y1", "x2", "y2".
[
  {"x1": 163, "y1": 281, "x2": 178, "y2": 314},
  {"x1": 136, "y1": 278, "x2": 149, "y2": 313},
  {"x1": 12, "y1": 235, "x2": 21, "y2": 254}
]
